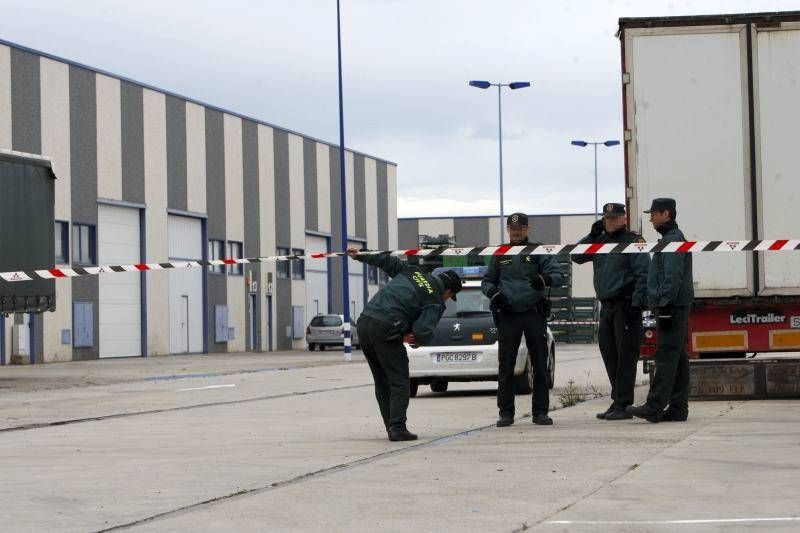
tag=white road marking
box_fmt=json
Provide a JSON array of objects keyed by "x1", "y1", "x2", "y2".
[
  {"x1": 177, "y1": 384, "x2": 237, "y2": 392},
  {"x1": 547, "y1": 517, "x2": 800, "y2": 525}
]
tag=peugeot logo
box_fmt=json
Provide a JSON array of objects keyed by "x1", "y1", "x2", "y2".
[{"x1": 453, "y1": 323, "x2": 461, "y2": 332}]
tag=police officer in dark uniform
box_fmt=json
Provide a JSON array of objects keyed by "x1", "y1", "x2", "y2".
[
  {"x1": 627, "y1": 198, "x2": 694, "y2": 423},
  {"x1": 348, "y1": 247, "x2": 462, "y2": 441},
  {"x1": 573, "y1": 203, "x2": 650, "y2": 421},
  {"x1": 481, "y1": 213, "x2": 564, "y2": 427}
]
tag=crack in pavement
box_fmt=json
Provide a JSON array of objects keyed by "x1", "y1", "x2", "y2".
[
  {"x1": 94, "y1": 396, "x2": 594, "y2": 531},
  {"x1": 0, "y1": 383, "x2": 372, "y2": 434},
  {"x1": 95, "y1": 421, "x2": 501, "y2": 532}
]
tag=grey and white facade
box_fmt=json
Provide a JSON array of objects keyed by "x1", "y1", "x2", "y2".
[
  {"x1": 0, "y1": 40, "x2": 398, "y2": 363},
  {"x1": 398, "y1": 214, "x2": 597, "y2": 298}
]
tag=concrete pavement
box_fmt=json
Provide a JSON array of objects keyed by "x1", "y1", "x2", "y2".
[{"x1": 0, "y1": 345, "x2": 797, "y2": 532}]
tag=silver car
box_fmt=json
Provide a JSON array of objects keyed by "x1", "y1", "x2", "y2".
[{"x1": 306, "y1": 314, "x2": 360, "y2": 351}]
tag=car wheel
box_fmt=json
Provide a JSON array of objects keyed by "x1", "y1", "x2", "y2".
[
  {"x1": 308, "y1": 343, "x2": 316, "y2": 351},
  {"x1": 319, "y1": 345, "x2": 326, "y2": 351},
  {"x1": 513, "y1": 353, "x2": 533, "y2": 395},
  {"x1": 409, "y1": 380, "x2": 419, "y2": 398},
  {"x1": 547, "y1": 346, "x2": 555, "y2": 390},
  {"x1": 430, "y1": 380, "x2": 448, "y2": 393}
]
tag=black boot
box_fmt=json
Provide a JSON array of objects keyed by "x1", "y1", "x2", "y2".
[
  {"x1": 496, "y1": 416, "x2": 514, "y2": 427},
  {"x1": 388, "y1": 426, "x2": 418, "y2": 441},
  {"x1": 660, "y1": 410, "x2": 688, "y2": 422},
  {"x1": 626, "y1": 404, "x2": 662, "y2": 423},
  {"x1": 533, "y1": 413, "x2": 553, "y2": 425},
  {"x1": 596, "y1": 404, "x2": 616, "y2": 420},
  {"x1": 604, "y1": 409, "x2": 633, "y2": 421}
]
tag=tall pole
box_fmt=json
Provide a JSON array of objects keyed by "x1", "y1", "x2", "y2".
[
  {"x1": 593, "y1": 143, "x2": 599, "y2": 221},
  {"x1": 336, "y1": 0, "x2": 352, "y2": 362},
  {"x1": 497, "y1": 85, "x2": 505, "y2": 244}
]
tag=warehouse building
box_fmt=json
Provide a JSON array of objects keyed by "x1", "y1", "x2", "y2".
[
  {"x1": 398, "y1": 214, "x2": 598, "y2": 298},
  {"x1": 0, "y1": 39, "x2": 397, "y2": 364}
]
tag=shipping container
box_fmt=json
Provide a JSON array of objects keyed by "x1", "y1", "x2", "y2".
[
  {"x1": 619, "y1": 12, "x2": 800, "y2": 357},
  {"x1": 0, "y1": 150, "x2": 56, "y2": 313}
]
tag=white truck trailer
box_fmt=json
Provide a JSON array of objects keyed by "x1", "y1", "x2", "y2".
[{"x1": 618, "y1": 12, "x2": 800, "y2": 366}]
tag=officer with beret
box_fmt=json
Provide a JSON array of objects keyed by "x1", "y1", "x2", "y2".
[
  {"x1": 627, "y1": 198, "x2": 694, "y2": 423},
  {"x1": 481, "y1": 213, "x2": 564, "y2": 427},
  {"x1": 348, "y1": 247, "x2": 462, "y2": 441},
  {"x1": 573, "y1": 203, "x2": 650, "y2": 421}
]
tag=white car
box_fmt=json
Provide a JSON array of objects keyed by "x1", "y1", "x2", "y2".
[{"x1": 407, "y1": 266, "x2": 555, "y2": 397}]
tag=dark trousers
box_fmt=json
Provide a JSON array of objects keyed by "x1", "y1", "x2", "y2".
[
  {"x1": 598, "y1": 300, "x2": 642, "y2": 409},
  {"x1": 356, "y1": 315, "x2": 411, "y2": 430},
  {"x1": 646, "y1": 305, "x2": 690, "y2": 416},
  {"x1": 497, "y1": 309, "x2": 549, "y2": 417}
]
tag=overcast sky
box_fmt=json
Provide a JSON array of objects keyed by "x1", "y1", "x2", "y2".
[{"x1": 3, "y1": 0, "x2": 799, "y2": 218}]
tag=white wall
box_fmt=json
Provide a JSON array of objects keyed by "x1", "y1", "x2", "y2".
[
  {"x1": 40, "y1": 56, "x2": 72, "y2": 363},
  {"x1": 224, "y1": 114, "x2": 245, "y2": 353},
  {"x1": 143, "y1": 88, "x2": 169, "y2": 355},
  {"x1": 257, "y1": 124, "x2": 276, "y2": 351},
  {"x1": 0, "y1": 45, "x2": 11, "y2": 149}
]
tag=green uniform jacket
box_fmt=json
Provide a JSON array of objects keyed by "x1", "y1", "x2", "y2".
[
  {"x1": 647, "y1": 220, "x2": 694, "y2": 309},
  {"x1": 481, "y1": 243, "x2": 564, "y2": 313},
  {"x1": 355, "y1": 253, "x2": 446, "y2": 345},
  {"x1": 573, "y1": 228, "x2": 650, "y2": 308}
]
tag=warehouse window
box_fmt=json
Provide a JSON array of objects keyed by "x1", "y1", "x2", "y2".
[
  {"x1": 208, "y1": 240, "x2": 225, "y2": 274},
  {"x1": 368, "y1": 265, "x2": 378, "y2": 285},
  {"x1": 55, "y1": 221, "x2": 69, "y2": 264},
  {"x1": 291, "y1": 249, "x2": 305, "y2": 280},
  {"x1": 277, "y1": 247, "x2": 290, "y2": 279},
  {"x1": 72, "y1": 224, "x2": 96, "y2": 266},
  {"x1": 228, "y1": 241, "x2": 243, "y2": 276}
]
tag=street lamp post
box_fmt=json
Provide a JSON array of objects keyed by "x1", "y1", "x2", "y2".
[
  {"x1": 336, "y1": 0, "x2": 352, "y2": 362},
  {"x1": 570, "y1": 140, "x2": 620, "y2": 220},
  {"x1": 469, "y1": 80, "x2": 531, "y2": 244}
]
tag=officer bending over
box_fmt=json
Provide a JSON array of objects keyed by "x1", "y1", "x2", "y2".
[
  {"x1": 348, "y1": 248, "x2": 462, "y2": 441},
  {"x1": 573, "y1": 203, "x2": 649, "y2": 421},
  {"x1": 482, "y1": 213, "x2": 564, "y2": 427}
]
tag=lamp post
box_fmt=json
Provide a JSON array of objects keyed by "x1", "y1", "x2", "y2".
[
  {"x1": 469, "y1": 80, "x2": 531, "y2": 244},
  {"x1": 336, "y1": 0, "x2": 352, "y2": 362},
  {"x1": 570, "y1": 140, "x2": 620, "y2": 220}
]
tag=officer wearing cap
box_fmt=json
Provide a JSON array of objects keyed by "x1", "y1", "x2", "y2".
[
  {"x1": 481, "y1": 213, "x2": 564, "y2": 427},
  {"x1": 347, "y1": 247, "x2": 462, "y2": 441},
  {"x1": 573, "y1": 203, "x2": 649, "y2": 421},
  {"x1": 627, "y1": 198, "x2": 694, "y2": 423}
]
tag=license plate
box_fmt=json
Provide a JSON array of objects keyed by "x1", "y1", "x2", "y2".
[{"x1": 436, "y1": 352, "x2": 478, "y2": 363}]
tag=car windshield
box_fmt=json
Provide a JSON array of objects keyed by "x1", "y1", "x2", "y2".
[
  {"x1": 442, "y1": 287, "x2": 492, "y2": 318},
  {"x1": 310, "y1": 315, "x2": 342, "y2": 327}
]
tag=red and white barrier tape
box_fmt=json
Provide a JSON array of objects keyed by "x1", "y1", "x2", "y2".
[{"x1": 1, "y1": 239, "x2": 799, "y2": 283}]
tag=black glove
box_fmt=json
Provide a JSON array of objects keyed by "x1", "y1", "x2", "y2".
[
  {"x1": 488, "y1": 289, "x2": 509, "y2": 312},
  {"x1": 531, "y1": 274, "x2": 552, "y2": 291},
  {"x1": 657, "y1": 306, "x2": 674, "y2": 330},
  {"x1": 589, "y1": 219, "x2": 605, "y2": 239}
]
